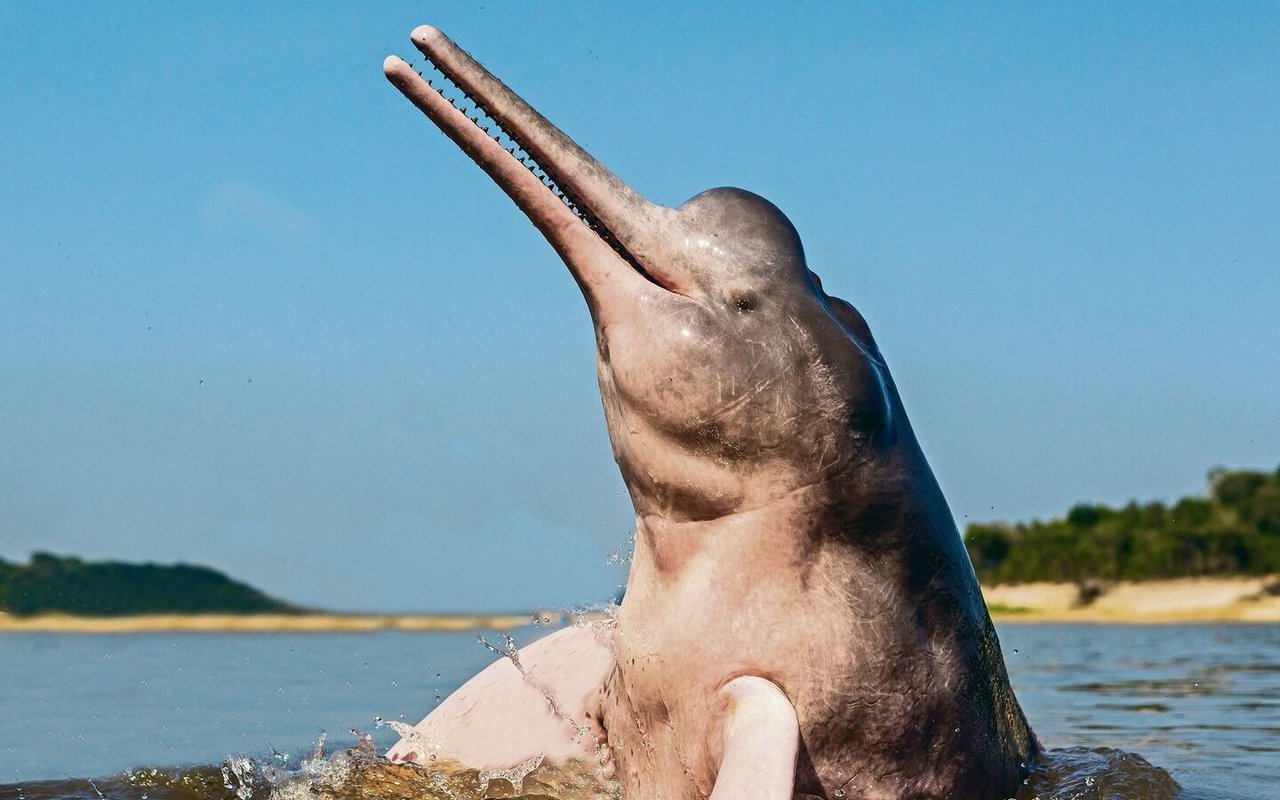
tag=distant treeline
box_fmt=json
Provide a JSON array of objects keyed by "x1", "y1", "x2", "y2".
[
  {"x1": 0, "y1": 553, "x2": 300, "y2": 617},
  {"x1": 966, "y1": 467, "x2": 1280, "y2": 584}
]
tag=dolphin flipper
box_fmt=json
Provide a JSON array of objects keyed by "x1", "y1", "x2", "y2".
[{"x1": 709, "y1": 676, "x2": 800, "y2": 800}]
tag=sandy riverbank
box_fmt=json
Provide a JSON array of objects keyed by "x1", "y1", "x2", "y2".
[
  {"x1": 983, "y1": 575, "x2": 1280, "y2": 623},
  {"x1": 2, "y1": 577, "x2": 1277, "y2": 632},
  {"x1": 0, "y1": 611, "x2": 542, "y2": 633}
]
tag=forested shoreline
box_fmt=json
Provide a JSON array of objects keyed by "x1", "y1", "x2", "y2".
[
  {"x1": 0, "y1": 553, "x2": 299, "y2": 617},
  {"x1": 966, "y1": 467, "x2": 1280, "y2": 584},
  {"x1": 4, "y1": 467, "x2": 1277, "y2": 617}
]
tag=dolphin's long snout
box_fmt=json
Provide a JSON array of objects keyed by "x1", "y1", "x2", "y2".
[{"x1": 386, "y1": 26, "x2": 679, "y2": 301}]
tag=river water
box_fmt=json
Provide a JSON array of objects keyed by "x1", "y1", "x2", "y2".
[{"x1": 1, "y1": 623, "x2": 1275, "y2": 799}]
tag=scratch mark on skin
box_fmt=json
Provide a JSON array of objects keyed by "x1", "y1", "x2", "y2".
[
  {"x1": 695, "y1": 375, "x2": 780, "y2": 426},
  {"x1": 476, "y1": 634, "x2": 601, "y2": 750}
]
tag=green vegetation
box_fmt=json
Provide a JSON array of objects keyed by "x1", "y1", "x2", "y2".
[
  {"x1": 984, "y1": 602, "x2": 1032, "y2": 615},
  {"x1": 0, "y1": 553, "x2": 301, "y2": 617},
  {"x1": 966, "y1": 467, "x2": 1280, "y2": 584}
]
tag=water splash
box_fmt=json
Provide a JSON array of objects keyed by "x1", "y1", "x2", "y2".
[
  {"x1": 0, "y1": 742, "x2": 1185, "y2": 800},
  {"x1": 373, "y1": 717, "x2": 440, "y2": 765},
  {"x1": 260, "y1": 733, "x2": 613, "y2": 800},
  {"x1": 428, "y1": 771, "x2": 458, "y2": 800},
  {"x1": 221, "y1": 757, "x2": 255, "y2": 800},
  {"x1": 476, "y1": 754, "x2": 543, "y2": 796}
]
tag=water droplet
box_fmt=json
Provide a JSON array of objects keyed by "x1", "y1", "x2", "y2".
[{"x1": 834, "y1": 791, "x2": 846, "y2": 799}]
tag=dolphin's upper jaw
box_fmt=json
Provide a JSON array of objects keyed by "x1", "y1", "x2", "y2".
[
  {"x1": 384, "y1": 26, "x2": 687, "y2": 310},
  {"x1": 396, "y1": 58, "x2": 654, "y2": 285}
]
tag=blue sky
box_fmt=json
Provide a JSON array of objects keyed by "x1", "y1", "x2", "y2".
[{"x1": 2, "y1": 3, "x2": 1277, "y2": 613}]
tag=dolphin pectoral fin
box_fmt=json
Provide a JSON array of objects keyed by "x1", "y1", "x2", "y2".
[
  {"x1": 387, "y1": 623, "x2": 616, "y2": 772},
  {"x1": 708, "y1": 676, "x2": 800, "y2": 800}
]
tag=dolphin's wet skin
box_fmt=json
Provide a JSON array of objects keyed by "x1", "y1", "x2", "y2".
[{"x1": 378, "y1": 23, "x2": 1037, "y2": 800}]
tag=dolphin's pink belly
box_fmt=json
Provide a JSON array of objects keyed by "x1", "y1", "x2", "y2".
[{"x1": 601, "y1": 537, "x2": 894, "y2": 800}]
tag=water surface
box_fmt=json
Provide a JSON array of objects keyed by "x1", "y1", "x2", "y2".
[{"x1": 1, "y1": 623, "x2": 1275, "y2": 799}]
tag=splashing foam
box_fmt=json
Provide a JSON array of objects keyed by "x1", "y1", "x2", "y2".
[
  {"x1": 258, "y1": 730, "x2": 616, "y2": 800},
  {"x1": 221, "y1": 757, "x2": 257, "y2": 800},
  {"x1": 477, "y1": 754, "x2": 544, "y2": 796},
  {"x1": 373, "y1": 717, "x2": 443, "y2": 766}
]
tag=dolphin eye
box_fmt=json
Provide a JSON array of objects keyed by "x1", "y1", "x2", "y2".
[{"x1": 734, "y1": 297, "x2": 755, "y2": 313}]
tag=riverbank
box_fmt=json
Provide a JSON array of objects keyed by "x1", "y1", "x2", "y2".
[
  {"x1": 984, "y1": 575, "x2": 1280, "y2": 622},
  {"x1": 0, "y1": 611, "x2": 541, "y2": 633},
  {"x1": 2, "y1": 577, "x2": 1277, "y2": 632}
]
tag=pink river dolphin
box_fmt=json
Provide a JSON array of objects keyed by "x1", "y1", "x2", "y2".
[{"x1": 381, "y1": 25, "x2": 1037, "y2": 800}]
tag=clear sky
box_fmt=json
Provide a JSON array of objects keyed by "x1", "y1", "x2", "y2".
[{"x1": 2, "y1": 3, "x2": 1277, "y2": 613}]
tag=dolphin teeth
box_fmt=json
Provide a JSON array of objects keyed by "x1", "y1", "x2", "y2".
[{"x1": 411, "y1": 53, "x2": 624, "y2": 250}]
